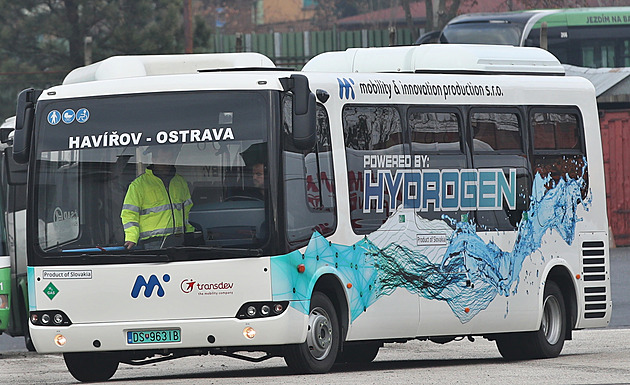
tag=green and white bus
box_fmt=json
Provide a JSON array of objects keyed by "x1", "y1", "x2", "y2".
[
  {"x1": 0, "y1": 116, "x2": 32, "y2": 349},
  {"x1": 0, "y1": 117, "x2": 15, "y2": 335},
  {"x1": 439, "y1": 7, "x2": 630, "y2": 68}
]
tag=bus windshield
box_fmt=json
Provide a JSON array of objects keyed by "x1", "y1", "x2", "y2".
[
  {"x1": 33, "y1": 91, "x2": 271, "y2": 258},
  {"x1": 441, "y1": 22, "x2": 525, "y2": 45}
]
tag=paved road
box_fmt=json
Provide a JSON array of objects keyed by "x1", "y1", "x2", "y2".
[
  {"x1": 1, "y1": 328, "x2": 629, "y2": 384},
  {"x1": 609, "y1": 247, "x2": 630, "y2": 328}
]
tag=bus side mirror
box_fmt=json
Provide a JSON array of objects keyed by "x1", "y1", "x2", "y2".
[
  {"x1": 13, "y1": 88, "x2": 41, "y2": 164},
  {"x1": 282, "y1": 75, "x2": 316, "y2": 150},
  {"x1": 4, "y1": 148, "x2": 27, "y2": 186},
  {"x1": 0, "y1": 127, "x2": 12, "y2": 144}
]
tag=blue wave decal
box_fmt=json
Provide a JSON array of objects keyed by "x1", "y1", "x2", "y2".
[{"x1": 271, "y1": 169, "x2": 588, "y2": 323}]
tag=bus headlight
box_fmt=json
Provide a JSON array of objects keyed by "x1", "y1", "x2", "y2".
[
  {"x1": 30, "y1": 310, "x2": 72, "y2": 326},
  {"x1": 54, "y1": 334, "x2": 67, "y2": 347},
  {"x1": 236, "y1": 301, "x2": 289, "y2": 319},
  {"x1": 53, "y1": 313, "x2": 64, "y2": 325},
  {"x1": 243, "y1": 327, "x2": 256, "y2": 339}
]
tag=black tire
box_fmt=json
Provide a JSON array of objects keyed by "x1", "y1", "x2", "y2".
[
  {"x1": 335, "y1": 342, "x2": 381, "y2": 364},
  {"x1": 284, "y1": 291, "x2": 340, "y2": 373},
  {"x1": 18, "y1": 293, "x2": 35, "y2": 352},
  {"x1": 64, "y1": 352, "x2": 119, "y2": 382},
  {"x1": 496, "y1": 281, "x2": 566, "y2": 360},
  {"x1": 23, "y1": 325, "x2": 35, "y2": 352}
]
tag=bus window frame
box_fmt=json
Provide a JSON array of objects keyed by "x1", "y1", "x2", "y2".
[
  {"x1": 468, "y1": 106, "x2": 526, "y2": 155},
  {"x1": 528, "y1": 106, "x2": 586, "y2": 155},
  {"x1": 407, "y1": 106, "x2": 465, "y2": 155}
]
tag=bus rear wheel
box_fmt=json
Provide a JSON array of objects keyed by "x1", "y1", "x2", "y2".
[
  {"x1": 496, "y1": 281, "x2": 566, "y2": 360},
  {"x1": 284, "y1": 291, "x2": 340, "y2": 373},
  {"x1": 64, "y1": 352, "x2": 119, "y2": 382}
]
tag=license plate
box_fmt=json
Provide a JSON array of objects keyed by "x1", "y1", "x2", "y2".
[{"x1": 127, "y1": 329, "x2": 181, "y2": 344}]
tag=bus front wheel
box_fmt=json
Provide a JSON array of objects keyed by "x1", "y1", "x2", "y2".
[
  {"x1": 283, "y1": 291, "x2": 340, "y2": 373},
  {"x1": 496, "y1": 281, "x2": 566, "y2": 360},
  {"x1": 64, "y1": 352, "x2": 119, "y2": 382}
]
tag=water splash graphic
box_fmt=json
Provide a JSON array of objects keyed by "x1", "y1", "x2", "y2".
[{"x1": 271, "y1": 170, "x2": 588, "y2": 323}]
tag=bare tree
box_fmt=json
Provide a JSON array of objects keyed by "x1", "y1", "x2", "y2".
[
  {"x1": 425, "y1": 0, "x2": 477, "y2": 32},
  {"x1": 400, "y1": 0, "x2": 419, "y2": 41}
]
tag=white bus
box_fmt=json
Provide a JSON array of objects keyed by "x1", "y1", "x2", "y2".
[{"x1": 12, "y1": 45, "x2": 610, "y2": 382}]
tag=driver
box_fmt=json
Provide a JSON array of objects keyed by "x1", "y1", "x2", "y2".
[
  {"x1": 225, "y1": 143, "x2": 267, "y2": 201},
  {"x1": 252, "y1": 162, "x2": 265, "y2": 198},
  {"x1": 121, "y1": 145, "x2": 194, "y2": 249}
]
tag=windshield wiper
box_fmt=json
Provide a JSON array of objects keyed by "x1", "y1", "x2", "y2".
[
  {"x1": 81, "y1": 253, "x2": 171, "y2": 262},
  {"x1": 62, "y1": 246, "x2": 126, "y2": 253},
  {"x1": 60, "y1": 246, "x2": 172, "y2": 262},
  {"x1": 163, "y1": 246, "x2": 264, "y2": 258},
  {"x1": 60, "y1": 245, "x2": 263, "y2": 261}
]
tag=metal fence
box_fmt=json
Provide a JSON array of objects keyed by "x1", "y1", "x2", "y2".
[{"x1": 211, "y1": 27, "x2": 417, "y2": 68}]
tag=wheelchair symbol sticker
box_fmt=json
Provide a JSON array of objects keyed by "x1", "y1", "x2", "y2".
[
  {"x1": 47, "y1": 110, "x2": 61, "y2": 126},
  {"x1": 62, "y1": 109, "x2": 75, "y2": 124},
  {"x1": 76, "y1": 108, "x2": 90, "y2": 123}
]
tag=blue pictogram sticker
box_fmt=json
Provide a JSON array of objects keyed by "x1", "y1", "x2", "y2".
[
  {"x1": 337, "y1": 78, "x2": 355, "y2": 100},
  {"x1": 62, "y1": 109, "x2": 75, "y2": 124},
  {"x1": 47, "y1": 110, "x2": 61, "y2": 126},
  {"x1": 76, "y1": 108, "x2": 90, "y2": 123}
]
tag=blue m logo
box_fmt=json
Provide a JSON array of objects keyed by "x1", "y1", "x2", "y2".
[
  {"x1": 131, "y1": 274, "x2": 171, "y2": 298},
  {"x1": 337, "y1": 78, "x2": 355, "y2": 100}
]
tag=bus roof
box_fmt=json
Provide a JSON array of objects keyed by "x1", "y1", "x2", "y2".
[
  {"x1": 302, "y1": 44, "x2": 564, "y2": 75},
  {"x1": 446, "y1": 10, "x2": 552, "y2": 26},
  {"x1": 531, "y1": 7, "x2": 630, "y2": 28},
  {"x1": 63, "y1": 52, "x2": 276, "y2": 85},
  {"x1": 447, "y1": 7, "x2": 630, "y2": 29}
]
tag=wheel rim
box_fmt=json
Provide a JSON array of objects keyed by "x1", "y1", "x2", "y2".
[
  {"x1": 306, "y1": 306, "x2": 333, "y2": 360},
  {"x1": 542, "y1": 295, "x2": 562, "y2": 345}
]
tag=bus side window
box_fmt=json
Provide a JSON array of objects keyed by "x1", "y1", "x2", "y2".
[
  {"x1": 283, "y1": 97, "x2": 336, "y2": 249},
  {"x1": 471, "y1": 110, "x2": 529, "y2": 231},
  {"x1": 531, "y1": 110, "x2": 587, "y2": 199},
  {"x1": 343, "y1": 105, "x2": 403, "y2": 234},
  {"x1": 409, "y1": 108, "x2": 467, "y2": 225}
]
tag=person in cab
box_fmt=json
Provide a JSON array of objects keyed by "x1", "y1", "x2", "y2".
[{"x1": 121, "y1": 144, "x2": 194, "y2": 249}]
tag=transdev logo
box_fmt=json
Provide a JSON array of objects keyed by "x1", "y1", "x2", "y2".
[
  {"x1": 337, "y1": 78, "x2": 355, "y2": 100},
  {"x1": 131, "y1": 274, "x2": 170, "y2": 298}
]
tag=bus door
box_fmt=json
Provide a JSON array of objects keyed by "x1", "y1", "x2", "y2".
[
  {"x1": 342, "y1": 103, "x2": 419, "y2": 340},
  {"x1": 408, "y1": 107, "x2": 472, "y2": 335},
  {"x1": 466, "y1": 107, "x2": 533, "y2": 333}
]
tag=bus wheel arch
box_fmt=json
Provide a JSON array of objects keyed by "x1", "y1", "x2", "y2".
[
  {"x1": 496, "y1": 278, "x2": 569, "y2": 360},
  {"x1": 546, "y1": 264, "x2": 578, "y2": 341},
  {"x1": 312, "y1": 274, "x2": 349, "y2": 342},
  {"x1": 17, "y1": 286, "x2": 35, "y2": 352},
  {"x1": 283, "y1": 274, "x2": 348, "y2": 373},
  {"x1": 283, "y1": 291, "x2": 341, "y2": 373}
]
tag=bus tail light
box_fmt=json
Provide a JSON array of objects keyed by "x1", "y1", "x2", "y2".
[{"x1": 0, "y1": 294, "x2": 8, "y2": 309}]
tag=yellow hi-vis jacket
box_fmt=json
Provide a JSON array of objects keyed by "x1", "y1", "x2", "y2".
[{"x1": 121, "y1": 168, "x2": 194, "y2": 244}]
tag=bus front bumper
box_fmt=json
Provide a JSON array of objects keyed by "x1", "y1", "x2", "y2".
[{"x1": 30, "y1": 306, "x2": 308, "y2": 353}]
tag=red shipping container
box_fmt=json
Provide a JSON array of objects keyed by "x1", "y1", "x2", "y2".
[{"x1": 600, "y1": 110, "x2": 630, "y2": 246}]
